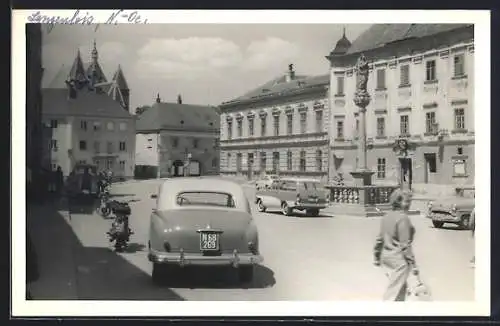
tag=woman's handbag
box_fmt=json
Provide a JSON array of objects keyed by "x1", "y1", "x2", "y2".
[{"x1": 407, "y1": 274, "x2": 432, "y2": 301}]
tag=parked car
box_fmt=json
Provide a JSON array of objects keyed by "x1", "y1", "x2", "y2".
[
  {"x1": 255, "y1": 178, "x2": 328, "y2": 217},
  {"x1": 66, "y1": 164, "x2": 99, "y2": 198},
  {"x1": 148, "y1": 177, "x2": 263, "y2": 284},
  {"x1": 255, "y1": 174, "x2": 280, "y2": 190},
  {"x1": 426, "y1": 188, "x2": 475, "y2": 229}
]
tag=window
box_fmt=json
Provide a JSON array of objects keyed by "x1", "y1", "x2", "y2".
[
  {"x1": 315, "y1": 110, "x2": 323, "y2": 133},
  {"x1": 248, "y1": 118, "x2": 254, "y2": 136},
  {"x1": 316, "y1": 149, "x2": 322, "y2": 171},
  {"x1": 248, "y1": 153, "x2": 254, "y2": 166},
  {"x1": 226, "y1": 153, "x2": 231, "y2": 169},
  {"x1": 260, "y1": 152, "x2": 266, "y2": 172},
  {"x1": 400, "y1": 115, "x2": 409, "y2": 135},
  {"x1": 300, "y1": 112, "x2": 307, "y2": 134},
  {"x1": 80, "y1": 120, "x2": 87, "y2": 130},
  {"x1": 193, "y1": 138, "x2": 199, "y2": 148},
  {"x1": 237, "y1": 120, "x2": 243, "y2": 137},
  {"x1": 457, "y1": 147, "x2": 463, "y2": 155},
  {"x1": 119, "y1": 160, "x2": 126, "y2": 171},
  {"x1": 107, "y1": 141, "x2": 113, "y2": 154},
  {"x1": 107, "y1": 122, "x2": 114, "y2": 131},
  {"x1": 453, "y1": 54, "x2": 465, "y2": 77},
  {"x1": 400, "y1": 65, "x2": 410, "y2": 86},
  {"x1": 376, "y1": 117, "x2": 385, "y2": 137},
  {"x1": 287, "y1": 151, "x2": 292, "y2": 170},
  {"x1": 280, "y1": 181, "x2": 297, "y2": 191},
  {"x1": 299, "y1": 151, "x2": 306, "y2": 172},
  {"x1": 426, "y1": 60, "x2": 436, "y2": 81},
  {"x1": 93, "y1": 122, "x2": 101, "y2": 131},
  {"x1": 106, "y1": 159, "x2": 114, "y2": 170},
  {"x1": 50, "y1": 119, "x2": 58, "y2": 128},
  {"x1": 287, "y1": 114, "x2": 293, "y2": 135},
  {"x1": 336, "y1": 120, "x2": 344, "y2": 139},
  {"x1": 454, "y1": 108, "x2": 465, "y2": 130},
  {"x1": 79, "y1": 140, "x2": 87, "y2": 151},
  {"x1": 94, "y1": 141, "x2": 100, "y2": 153},
  {"x1": 212, "y1": 157, "x2": 218, "y2": 168},
  {"x1": 453, "y1": 159, "x2": 467, "y2": 176},
  {"x1": 336, "y1": 76, "x2": 344, "y2": 95},
  {"x1": 236, "y1": 153, "x2": 242, "y2": 172},
  {"x1": 119, "y1": 141, "x2": 126, "y2": 151},
  {"x1": 272, "y1": 152, "x2": 280, "y2": 173},
  {"x1": 119, "y1": 122, "x2": 127, "y2": 131},
  {"x1": 377, "y1": 158, "x2": 386, "y2": 179},
  {"x1": 273, "y1": 115, "x2": 280, "y2": 136},
  {"x1": 227, "y1": 121, "x2": 233, "y2": 139},
  {"x1": 376, "y1": 69, "x2": 386, "y2": 89},
  {"x1": 176, "y1": 192, "x2": 236, "y2": 208},
  {"x1": 172, "y1": 137, "x2": 179, "y2": 148},
  {"x1": 425, "y1": 112, "x2": 437, "y2": 134},
  {"x1": 260, "y1": 117, "x2": 267, "y2": 136},
  {"x1": 49, "y1": 139, "x2": 58, "y2": 152}
]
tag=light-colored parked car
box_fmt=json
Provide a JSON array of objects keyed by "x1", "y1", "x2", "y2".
[
  {"x1": 148, "y1": 178, "x2": 263, "y2": 284},
  {"x1": 255, "y1": 174, "x2": 280, "y2": 190},
  {"x1": 426, "y1": 188, "x2": 475, "y2": 229},
  {"x1": 255, "y1": 178, "x2": 328, "y2": 217}
]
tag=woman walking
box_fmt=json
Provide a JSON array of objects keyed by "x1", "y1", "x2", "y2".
[{"x1": 373, "y1": 189, "x2": 419, "y2": 301}]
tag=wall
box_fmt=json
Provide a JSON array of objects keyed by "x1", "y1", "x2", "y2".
[
  {"x1": 41, "y1": 115, "x2": 73, "y2": 176},
  {"x1": 135, "y1": 132, "x2": 159, "y2": 166}
]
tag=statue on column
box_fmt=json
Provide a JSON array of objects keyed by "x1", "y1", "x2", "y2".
[{"x1": 355, "y1": 54, "x2": 369, "y2": 92}]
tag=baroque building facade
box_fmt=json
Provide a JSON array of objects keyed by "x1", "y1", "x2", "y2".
[
  {"x1": 219, "y1": 65, "x2": 330, "y2": 182},
  {"x1": 135, "y1": 94, "x2": 220, "y2": 178},
  {"x1": 326, "y1": 24, "x2": 474, "y2": 193},
  {"x1": 42, "y1": 41, "x2": 136, "y2": 179}
]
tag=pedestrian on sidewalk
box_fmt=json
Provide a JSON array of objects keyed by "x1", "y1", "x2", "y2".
[{"x1": 373, "y1": 189, "x2": 419, "y2": 301}]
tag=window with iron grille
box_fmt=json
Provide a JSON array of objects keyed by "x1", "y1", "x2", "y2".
[
  {"x1": 454, "y1": 108, "x2": 465, "y2": 130},
  {"x1": 237, "y1": 120, "x2": 243, "y2": 137},
  {"x1": 316, "y1": 150, "x2": 322, "y2": 171},
  {"x1": 248, "y1": 118, "x2": 254, "y2": 136},
  {"x1": 425, "y1": 112, "x2": 437, "y2": 134},
  {"x1": 260, "y1": 152, "x2": 266, "y2": 172},
  {"x1": 299, "y1": 151, "x2": 306, "y2": 172},
  {"x1": 376, "y1": 69, "x2": 386, "y2": 89},
  {"x1": 287, "y1": 114, "x2": 293, "y2": 135},
  {"x1": 261, "y1": 117, "x2": 267, "y2": 136},
  {"x1": 315, "y1": 110, "x2": 323, "y2": 133},
  {"x1": 336, "y1": 76, "x2": 344, "y2": 95},
  {"x1": 287, "y1": 151, "x2": 292, "y2": 170},
  {"x1": 236, "y1": 153, "x2": 242, "y2": 172},
  {"x1": 377, "y1": 158, "x2": 386, "y2": 179},
  {"x1": 336, "y1": 120, "x2": 344, "y2": 139},
  {"x1": 400, "y1": 115, "x2": 409, "y2": 135},
  {"x1": 426, "y1": 60, "x2": 436, "y2": 81},
  {"x1": 376, "y1": 117, "x2": 385, "y2": 137},
  {"x1": 453, "y1": 54, "x2": 465, "y2": 77},
  {"x1": 273, "y1": 115, "x2": 280, "y2": 136},
  {"x1": 400, "y1": 65, "x2": 410, "y2": 86},
  {"x1": 227, "y1": 121, "x2": 233, "y2": 139},
  {"x1": 300, "y1": 112, "x2": 307, "y2": 134}
]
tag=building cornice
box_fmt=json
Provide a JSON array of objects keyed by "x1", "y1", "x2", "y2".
[
  {"x1": 137, "y1": 127, "x2": 220, "y2": 135},
  {"x1": 220, "y1": 138, "x2": 329, "y2": 150},
  {"x1": 220, "y1": 132, "x2": 328, "y2": 144}
]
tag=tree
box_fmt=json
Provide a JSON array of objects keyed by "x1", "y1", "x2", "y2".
[{"x1": 135, "y1": 105, "x2": 150, "y2": 115}]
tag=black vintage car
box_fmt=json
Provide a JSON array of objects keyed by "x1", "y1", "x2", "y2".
[{"x1": 66, "y1": 164, "x2": 99, "y2": 198}]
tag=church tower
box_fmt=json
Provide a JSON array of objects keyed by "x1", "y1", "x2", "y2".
[
  {"x1": 86, "y1": 40, "x2": 108, "y2": 89},
  {"x1": 110, "y1": 65, "x2": 130, "y2": 111}
]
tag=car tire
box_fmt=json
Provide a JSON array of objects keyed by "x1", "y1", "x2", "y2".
[
  {"x1": 460, "y1": 214, "x2": 470, "y2": 230},
  {"x1": 152, "y1": 263, "x2": 169, "y2": 285},
  {"x1": 256, "y1": 199, "x2": 266, "y2": 212},
  {"x1": 306, "y1": 209, "x2": 320, "y2": 217},
  {"x1": 238, "y1": 266, "x2": 254, "y2": 283},
  {"x1": 281, "y1": 202, "x2": 292, "y2": 216},
  {"x1": 432, "y1": 220, "x2": 444, "y2": 228}
]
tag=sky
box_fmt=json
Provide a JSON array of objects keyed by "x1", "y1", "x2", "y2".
[{"x1": 41, "y1": 24, "x2": 370, "y2": 111}]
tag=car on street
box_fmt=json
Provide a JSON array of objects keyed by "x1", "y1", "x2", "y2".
[
  {"x1": 148, "y1": 177, "x2": 263, "y2": 284},
  {"x1": 255, "y1": 174, "x2": 280, "y2": 190},
  {"x1": 426, "y1": 187, "x2": 475, "y2": 229},
  {"x1": 255, "y1": 178, "x2": 328, "y2": 217}
]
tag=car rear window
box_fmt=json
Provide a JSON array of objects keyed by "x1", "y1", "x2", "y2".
[{"x1": 176, "y1": 192, "x2": 236, "y2": 208}]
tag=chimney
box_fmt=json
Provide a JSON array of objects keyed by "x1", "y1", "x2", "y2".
[
  {"x1": 156, "y1": 93, "x2": 161, "y2": 103},
  {"x1": 177, "y1": 94, "x2": 182, "y2": 104},
  {"x1": 286, "y1": 63, "x2": 295, "y2": 82}
]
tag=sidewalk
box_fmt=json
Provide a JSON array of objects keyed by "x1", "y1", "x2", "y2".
[{"x1": 27, "y1": 202, "x2": 79, "y2": 299}]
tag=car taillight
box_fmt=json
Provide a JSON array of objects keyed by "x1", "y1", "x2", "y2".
[
  {"x1": 163, "y1": 242, "x2": 171, "y2": 252},
  {"x1": 248, "y1": 241, "x2": 258, "y2": 255}
]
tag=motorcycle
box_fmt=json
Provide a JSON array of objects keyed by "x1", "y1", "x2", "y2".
[
  {"x1": 105, "y1": 200, "x2": 134, "y2": 252},
  {"x1": 98, "y1": 185, "x2": 112, "y2": 217}
]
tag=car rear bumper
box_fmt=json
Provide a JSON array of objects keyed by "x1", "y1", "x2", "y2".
[
  {"x1": 292, "y1": 204, "x2": 327, "y2": 210},
  {"x1": 148, "y1": 249, "x2": 264, "y2": 267}
]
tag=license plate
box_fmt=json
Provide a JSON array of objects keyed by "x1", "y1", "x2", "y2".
[
  {"x1": 200, "y1": 232, "x2": 219, "y2": 251},
  {"x1": 433, "y1": 213, "x2": 448, "y2": 221}
]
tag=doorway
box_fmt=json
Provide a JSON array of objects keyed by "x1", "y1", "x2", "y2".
[
  {"x1": 399, "y1": 157, "x2": 413, "y2": 190},
  {"x1": 424, "y1": 153, "x2": 437, "y2": 184},
  {"x1": 173, "y1": 160, "x2": 184, "y2": 177}
]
